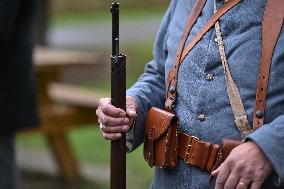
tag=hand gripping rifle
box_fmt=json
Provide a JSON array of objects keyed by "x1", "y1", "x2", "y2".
[{"x1": 110, "y1": 3, "x2": 126, "y2": 189}]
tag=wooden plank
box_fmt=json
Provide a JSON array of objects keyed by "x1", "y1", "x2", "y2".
[
  {"x1": 18, "y1": 46, "x2": 108, "y2": 185},
  {"x1": 18, "y1": 104, "x2": 98, "y2": 134},
  {"x1": 48, "y1": 83, "x2": 109, "y2": 109},
  {"x1": 46, "y1": 133, "x2": 80, "y2": 185},
  {"x1": 34, "y1": 47, "x2": 104, "y2": 67}
]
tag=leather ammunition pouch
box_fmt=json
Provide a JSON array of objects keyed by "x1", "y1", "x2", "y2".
[
  {"x1": 144, "y1": 107, "x2": 178, "y2": 168},
  {"x1": 144, "y1": 110, "x2": 242, "y2": 171}
]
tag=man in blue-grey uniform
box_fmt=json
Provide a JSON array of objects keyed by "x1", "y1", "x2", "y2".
[
  {"x1": 96, "y1": 0, "x2": 284, "y2": 188},
  {"x1": 0, "y1": 0, "x2": 38, "y2": 188}
]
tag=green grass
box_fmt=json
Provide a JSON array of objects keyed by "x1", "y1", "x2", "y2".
[
  {"x1": 17, "y1": 126, "x2": 153, "y2": 188},
  {"x1": 51, "y1": 6, "x2": 167, "y2": 26}
]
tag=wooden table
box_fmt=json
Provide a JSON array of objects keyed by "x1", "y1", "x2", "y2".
[{"x1": 18, "y1": 47, "x2": 109, "y2": 185}]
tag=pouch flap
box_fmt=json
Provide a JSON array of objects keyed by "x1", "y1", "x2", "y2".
[{"x1": 145, "y1": 107, "x2": 176, "y2": 140}]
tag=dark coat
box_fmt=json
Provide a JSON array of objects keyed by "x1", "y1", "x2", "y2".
[{"x1": 0, "y1": 0, "x2": 38, "y2": 133}]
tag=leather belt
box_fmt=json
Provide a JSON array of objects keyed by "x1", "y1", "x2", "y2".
[{"x1": 177, "y1": 132, "x2": 240, "y2": 172}]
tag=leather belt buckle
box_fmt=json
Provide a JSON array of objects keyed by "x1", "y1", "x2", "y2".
[{"x1": 184, "y1": 135, "x2": 199, "y2": 164}]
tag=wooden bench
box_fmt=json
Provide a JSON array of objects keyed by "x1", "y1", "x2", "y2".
[{"x1": 17, "y1": 47, "x2": 109, "y2": 185}]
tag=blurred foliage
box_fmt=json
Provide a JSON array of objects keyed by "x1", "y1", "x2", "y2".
[
  {"x1": 85, "y1": 39, "x2": 154, "y2": 91},
  {"x1": 51, "y1": 6, "x2": 167, "y2": 26},
  {"x1": 52, "y1": 0, "x2": 170, "y2": 13}
]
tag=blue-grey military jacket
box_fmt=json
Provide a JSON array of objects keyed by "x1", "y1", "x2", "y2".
[{"x1": 126, "y1": 0, "x2": 284, "y2": 188}]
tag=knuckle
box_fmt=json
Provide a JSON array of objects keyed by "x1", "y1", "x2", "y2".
[
  {"x1": 122, "y1": 117, "x2": 129, "y2": 124},
  {"x1": 226, "y1": 156, "x2": 239, "y2": 168},
  {"x1": 101, "y1": 105, "x2": 108, "y2": 113},
  {"x1": 103, "y1": 133, "x2": 114, "y2": 141},
  {"x1": 216, "y1": 176, "x2": 226, "y2": 184},
  {"x1": 254, "y1": 172, "x2": 265, "y2": 181},
  {"x1": 115, "y1": 118, "x2": 123, "y2": 125},
  {"x1": 95, "y1": 108, "x2": 101, "y2": 117},
  {"x1": 226, "y1": 157, "x2": 234, "y2": 166},
  {"x1": 245, "y1": 169, "x2": 254, "y2": 177},
  {"x1": 114, "y1": 118, "x2": 124, "y2": 126},
  {"x1": 98, "y1": 98, "x2": 107, "y2": 106},
  {"x1": 102, "y1": 126, "x2": 109, "y2": 132},
  {"x1": 102, "y1": 132, "x2": 108, "y2": 139},
  {"x1": 98, "y1": 98, "x2": 103, "y2": 105},
  {"x1": 114, "y1": 126, "x2": 121, "y2": 132},
  {"x1": 101, "y1": 116, "x2": 108, "y2": 125},
  {"x1": 235, "y1": 161, "x2": 246, "y2": 171},
  {"x1": 104, "y1": 118, "x2": 110, "y2": 125}
]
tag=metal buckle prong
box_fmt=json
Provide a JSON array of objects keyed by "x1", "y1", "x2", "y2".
[{"x1": 184, "y1": 136, "x2": 199, "y2": 164}]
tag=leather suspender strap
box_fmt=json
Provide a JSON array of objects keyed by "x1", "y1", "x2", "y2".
[
  {"x1": 165, "y1": 0, "x2": 207, "y2": 112},
  {"x1": 165, "y1": 0, "x2": 242, "y2": 112},
  {"x1": 253, "y1": 0, "x2": 284, "y2": 129}
]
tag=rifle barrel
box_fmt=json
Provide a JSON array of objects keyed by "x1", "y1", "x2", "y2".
[
  {"x1": 111, "y1": 3, "x2": 119, "y2": 56},
  {"x1": 110, "y1": 2, "x2": 126, "y2": 189}
]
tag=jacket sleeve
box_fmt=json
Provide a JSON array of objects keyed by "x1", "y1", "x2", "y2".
[
  {"x1": 126, "y1": 0, "x2": 177, "y2": 152},
  {"x1": 246, "y1": 26, "x2": 284, "y2": 187}
]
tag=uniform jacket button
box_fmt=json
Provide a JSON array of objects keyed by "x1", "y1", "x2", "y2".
[
  {"x1": 169, "y1": 85, "x2": 176, "y2": 94},
  {"x1": 197, "y1": 114, "x2": 207, "y2": 122},
  {"x1": 206, "y1": 73, "x2": 214, "y2": 81},
  {"x1": 214, "y1": 37, "x2": 219, "y2": 44}
]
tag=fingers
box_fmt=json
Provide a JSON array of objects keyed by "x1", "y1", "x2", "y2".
[
  {"x1": 97, "y1": 96, "x2": 137, "y2": 141},
  {"x1": 213, "y1": 164, "x2": 252, "y2": 189},
  {"x1": 249, "y1": 171, "x2": 266, "y2": 189},
  {"x1": 224, "y1": 170, "x2": 240, "y2": 189},
  {"x1": 211, "y1": 166, "x2": 220, "y2": 177},
  {"x1": 214, "y1": 163, "x2": 231, "y2": 189},
  {"x1": 96, "y1": 97, "x2": 129, "y2": 128},
  {"x1": 97, "y1": 98, "x2": 126, "y2": 118},
  {"x1": 97, "y1": 111, "x2": 129, "y2": 127},
  {"x1": 236, "y1": 179, "x2": 251, "y2": 189},
  {"x1": 101, "y1": 131, "x2": 122, "y2": 141},
  {"x1": 250, "y1": 181, "x2": 263, "y2": 189},
  {"x1": 213, "y1": 142, "x2": 272, "y2": 189},
  {"x1": 102, "y1": 124, "x2": 130, "y2": 133}
]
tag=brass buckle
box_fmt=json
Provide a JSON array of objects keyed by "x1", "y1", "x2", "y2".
[{"x1": 184, "y1": 135, "x2": 199, "y2": 164}]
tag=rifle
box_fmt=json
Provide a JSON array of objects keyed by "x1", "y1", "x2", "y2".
[{"x1": 110, "y1": 2, "x2": 126, "y2": 189}]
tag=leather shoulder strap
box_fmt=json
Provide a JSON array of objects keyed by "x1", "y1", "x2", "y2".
[
  {"x1": 165, "y1": 0, "x2": 242, "y2": 112},
  {"x1": 165, "y1": 0, "x2": 207, "y2": 112},
  {"x1": 253, "y1": 0, "x2": 284, "y2": 129}
]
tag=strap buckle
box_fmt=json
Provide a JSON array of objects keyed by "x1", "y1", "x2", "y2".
[{"x1": 184, "y1": 135, "x2": 199, "y2": 164}]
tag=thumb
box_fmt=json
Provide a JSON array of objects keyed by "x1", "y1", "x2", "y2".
[
  {"x1": 126, "y1": 108, "x2": 137, "y2": 118},
  {"x1": 126, "y1": 96, "x2": 137, "y2": 127},
  {"x1": 126, "y1": 96, "x2": 137, "y2": 117}
]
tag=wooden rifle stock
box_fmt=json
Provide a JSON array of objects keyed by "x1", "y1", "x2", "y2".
[{"x1": 110, "y1": 3, "x2": 126, "y2": 189}]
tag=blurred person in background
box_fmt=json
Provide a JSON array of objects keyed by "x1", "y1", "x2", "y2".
[
  {"x1": 97, "y1": 0, "x2": 283, "y2": 188},
  {"x1": 0, "y1": 0, "x2": 38, "y2": 188}
]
